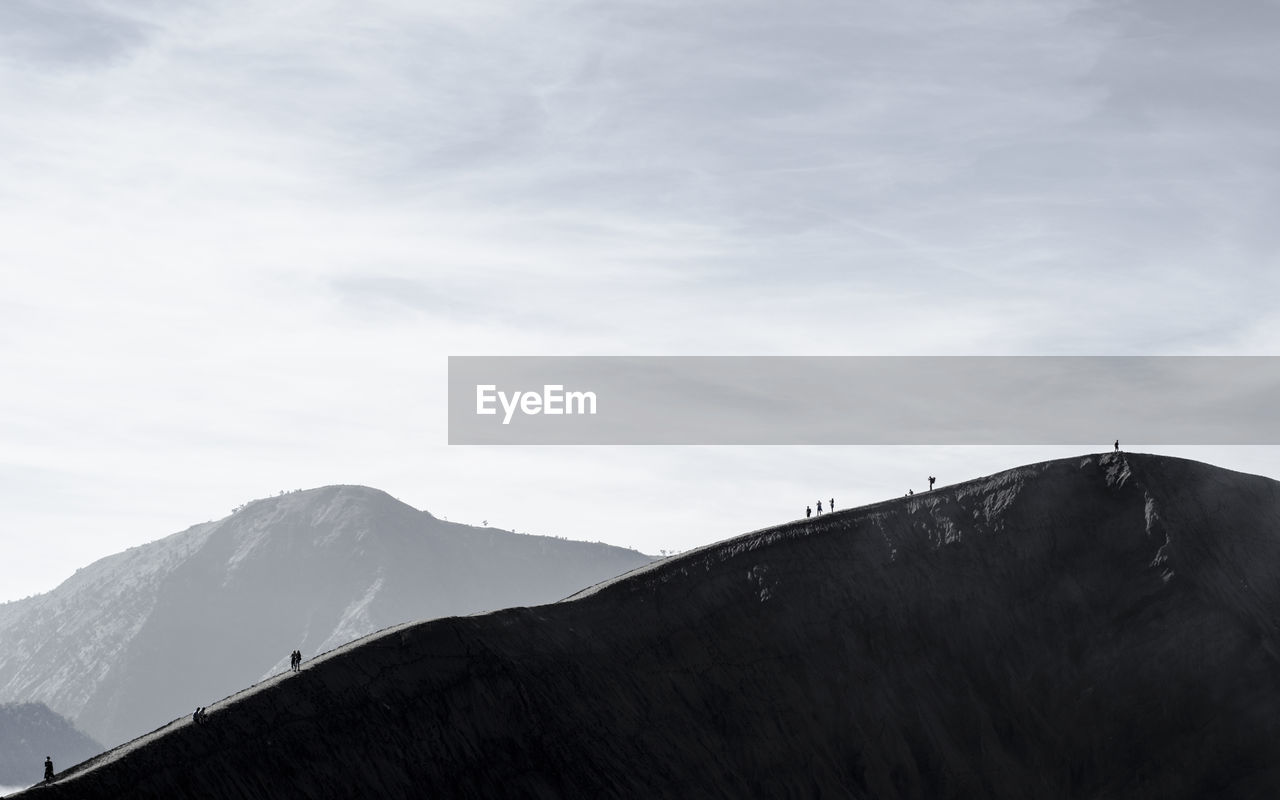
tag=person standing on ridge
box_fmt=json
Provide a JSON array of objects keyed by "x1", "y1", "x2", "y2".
[
  {"x1": 928, "y1": 476, "x2": 936, "y2": 491},
  {"x1": 816, "y1": 500, "x2": 823, "y2": 515},
  {"x1": 806, "y1": 505, "x2": 811, "y2": 518},
  {"x1": 44, "y1": 756, "x2": 54, "y2": 782},
  {"x1": 830, "y1": 498, "x2": 834, "y2": 512},
  {"x1": 1115, "y1": 439, "x2": 1120, "y2": 452}
]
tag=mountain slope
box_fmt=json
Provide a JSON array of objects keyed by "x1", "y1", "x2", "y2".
[
  {"x1": 16, "y1": 453, "x2": 1280, "y2": 799},
  {"x1": 0, "y1": 486, "x2": 653, "y2": 748},
  {"x1": 0, "y1": 703, "x2": 101, "y2": 789}
]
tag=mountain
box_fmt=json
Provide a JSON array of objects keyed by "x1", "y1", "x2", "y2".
[
  {"x1": 15, "y1": 452, "x2": 1280, "y2": 799},
  {"x1": 0, "y1": 702, "x2": 101, "y2": 789},
  {"x1": 0, "y1": 486, "x2": 653, "y2": 748}
]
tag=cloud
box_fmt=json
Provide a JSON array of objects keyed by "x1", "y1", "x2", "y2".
[
  {"x1": 2, "y1": 0, "x2": 1280, "y2": 599},
  {"x1": 0, "y1": 0, "x2": 153, "y2": 67}
]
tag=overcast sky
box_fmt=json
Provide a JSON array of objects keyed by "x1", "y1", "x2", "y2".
[{"x1": 3, "y1": 0, "x2": 1279, "y2": 602}]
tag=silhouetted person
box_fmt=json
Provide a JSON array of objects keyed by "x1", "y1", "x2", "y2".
[
  {"x1": 908, "y1": 489, "x2": 913, "y2": 496},
  {"x1": 830, "y1": 498, "x2": 834, "y2": 512},
  {"x1": 928, "y1": 476, "x2": 936, "y2": 490},
  {"x1": 193, "y1": 707, "x2": 201, "y2": 724},
  {"x1": 816, "y1": 500, "x2": 823, "y2": 515},
  {"x1": 806, "y1": 505, "x2": 811, "y2": 518},
  {"x1": 1114, "y1": 439, "x2": 1120, "y2": 452},
  {"x1": 44, "y1": 756, "x2": 54, "y2": 782}
]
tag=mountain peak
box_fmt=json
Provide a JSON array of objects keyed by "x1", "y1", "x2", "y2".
[
  {"x1": 0, "y1": 485, "x2": 652, "y2": 748},
  {"x1": 20, "y1": 452, "x2": 1280, "y2": 799},
  {"x1": 232, "y1": 484, "x2": 431, "y2": 522}
]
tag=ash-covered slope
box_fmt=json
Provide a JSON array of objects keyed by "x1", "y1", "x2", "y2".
[
  {"x1": 0, "y1": 486, "x2": 652, "y2": 748},
  {"x1": 20, "y1": 453, "x2": 1280, "y2": 799}
]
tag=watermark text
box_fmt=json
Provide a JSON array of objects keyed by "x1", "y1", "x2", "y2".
[{"x1": 476, "y1": 384, "x2": 598, "y2": 425}]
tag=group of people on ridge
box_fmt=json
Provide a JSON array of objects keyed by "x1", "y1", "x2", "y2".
[
  {"x1": 808, "y1": 476, "x2": 944, "y2": 514},
  {"x1": 804, "y1": 441, "x2": 1123, "y2": 517},
  {"x1": 805, "y1": 498, "x2": 835, "y2": 518},
  {"x1": 191, "y1": 649, "x2": 301, "y2": 731}
]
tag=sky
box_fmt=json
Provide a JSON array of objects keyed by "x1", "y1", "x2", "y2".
[{"x1": 2, "y1": 0, "x2": 1279, "y2": 602}]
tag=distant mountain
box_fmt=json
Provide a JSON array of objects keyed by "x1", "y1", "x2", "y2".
[
  {"x1": 0, "y1": 702, "x2": 101, "y2": 788},
  {"x1": 0, "y1": 486, "x2": 653, "y2": 747},
  {"x1": 16, "y1": 453, "x2": 1280, "y2": 800}
]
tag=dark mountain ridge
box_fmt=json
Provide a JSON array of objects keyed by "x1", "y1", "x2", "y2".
[
  {"x1": 17, "y1": 453, "x2": 1280, "y2": 799},
  {"x1": 0, "y1": 485, "x2": 653, "y2": 748}
]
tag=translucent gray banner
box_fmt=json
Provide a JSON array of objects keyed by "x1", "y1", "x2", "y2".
[{"x1": 447, "y1": 356, "x2": 1280, "y2": 445}]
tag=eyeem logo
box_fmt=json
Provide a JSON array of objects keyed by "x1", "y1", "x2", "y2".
[
  {"x1": 452, "y1": 355, "x2": 1280, "y2": 444},
  {"x1": 475, "y1": 384, "x2": 598, "y2": 425}
]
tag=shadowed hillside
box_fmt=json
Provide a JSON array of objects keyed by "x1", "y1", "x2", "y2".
[
  {"x1": 0, "y1": 703, "x2": 101, "y2": 789},
  {"x1": 0, "y1": 486, "x2": 652, "y2": 748},
  {"x1": 17, "y1": 453, "x2": 1280, "y2": 799}
]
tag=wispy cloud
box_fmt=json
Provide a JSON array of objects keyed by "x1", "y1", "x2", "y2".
[
  {"x1": 2, "y1": 0, "x2": 1278, "y2": 598},
  {"x1": 0, "y1": 0, "x2": 153, "y2": 67}
]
